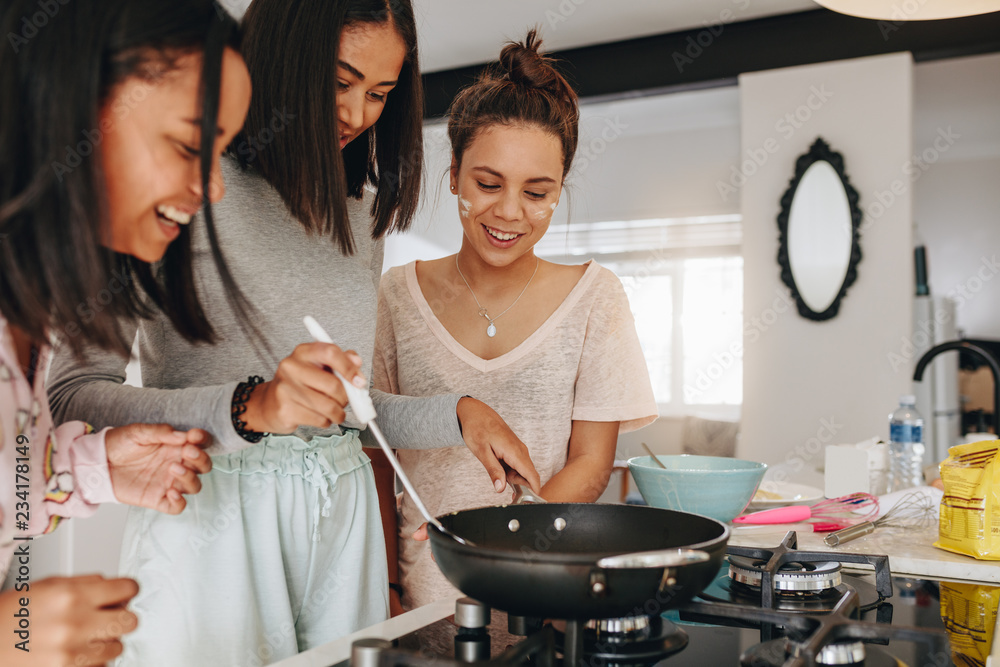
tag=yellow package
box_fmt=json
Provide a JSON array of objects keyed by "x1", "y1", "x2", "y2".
[
  {"x1": 939, "y1": 582, "x2": 999, "y2": 666},
  {"x1": 935, "y1": 440, "x2": 1000, "y2": 560}
]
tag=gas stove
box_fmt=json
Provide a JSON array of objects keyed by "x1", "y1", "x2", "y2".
[{"x1": 287, "y1": 532, "x2": 998, "y2": 667}]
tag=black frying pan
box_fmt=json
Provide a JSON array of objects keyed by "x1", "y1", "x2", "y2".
[{"x1": 428, "y1": 503, "x2": 729, "y2": 619}]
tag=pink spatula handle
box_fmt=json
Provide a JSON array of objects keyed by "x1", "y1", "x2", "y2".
[{"x1": 733, "y1": 505, "x2": 811, "y2": 524}]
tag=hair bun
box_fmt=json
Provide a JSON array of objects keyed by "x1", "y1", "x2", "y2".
[
  {"x1": 498, "y1": 28, "x2": 559, "y2": 91},
  {"x1": 448, "y1": 26, "x2": 579, "y2": 180}
]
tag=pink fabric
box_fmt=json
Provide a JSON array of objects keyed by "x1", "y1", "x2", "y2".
[{"x1": 0, "y1": 316, "x2": 116, "y2": 580}]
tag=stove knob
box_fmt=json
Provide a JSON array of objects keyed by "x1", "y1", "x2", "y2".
[
  {"x1": 351, "y1": 638, "x2": 392, "y2": 667},
  {"x1": 455, "y1": 597, "x2": 491, "y2": 630}
]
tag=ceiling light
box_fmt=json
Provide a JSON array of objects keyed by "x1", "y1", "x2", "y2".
[{"x1": 814, "y1": 0, "x2": 1000, "y2": 20}]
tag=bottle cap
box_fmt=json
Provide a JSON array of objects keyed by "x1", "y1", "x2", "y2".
[{"x1": 899, "y1": 394, "x2": 916, "y2": 405}]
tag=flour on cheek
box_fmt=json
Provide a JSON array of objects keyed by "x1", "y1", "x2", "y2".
[
  {"x1": 458, "y1": 195, "x2": 472, "y2": 219},
  {"x1": 531, "y1": 199, "x2": 555, "y2": 220}
]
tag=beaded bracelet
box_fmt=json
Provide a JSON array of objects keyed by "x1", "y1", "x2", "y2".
[{"x1": 231, "y1": 375, "x2": 267, "y2": 443}]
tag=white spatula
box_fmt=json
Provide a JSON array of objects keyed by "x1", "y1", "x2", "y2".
[{"x1": 303, "y1": 316, "x2": 474, "y2": 547}]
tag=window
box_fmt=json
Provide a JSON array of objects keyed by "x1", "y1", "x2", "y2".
[
  {"x1": 681, "y1": 257, "x2": 743, "y2": 408},
  {"x1": 535, "y1": 215, "x2": 743, "y2": 418}
]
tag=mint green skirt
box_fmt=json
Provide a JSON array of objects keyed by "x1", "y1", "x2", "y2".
[{"x1": 116, "y1": 430, "x2": 388, "y2": 666}]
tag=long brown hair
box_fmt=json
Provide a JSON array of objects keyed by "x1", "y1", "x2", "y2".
[
  {"x1": 0, "y1": 0, "x2": 252, "y2": 358},
  {"x1": 448, "y1": 29, "x2": 579, "y2": 180},
  {"x1": 231, "y1": 0, "x2": 423, "y2": 255}
]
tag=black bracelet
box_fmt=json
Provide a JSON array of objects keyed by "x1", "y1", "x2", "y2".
[
  {"x1": 388, "y1": 582, "x2": 403, "y2": 596},
  {"x1": 232, "y1": 375, "x2": 267, "y2": 443}
]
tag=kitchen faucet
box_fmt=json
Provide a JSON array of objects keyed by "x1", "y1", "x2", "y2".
[{"x1": 913, "y1": 340, "x2": 1000, "y2": 436}]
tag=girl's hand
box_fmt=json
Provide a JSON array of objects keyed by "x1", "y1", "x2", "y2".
[
  {"x1": 456, "y1": 397, "x2": 541, "y2": 494},
  {"x1": 105, "y1": 424, "x2": 212, "y2": 514},
  {"x1": 0, "y1": 575, "x2": 139, "y2": 666},
  {"x1": 412, "y1": 522, "x2": 429, "y2": 542},
  {"x1": 241, "y1": 343, "x2": 366, "y2": 434}
]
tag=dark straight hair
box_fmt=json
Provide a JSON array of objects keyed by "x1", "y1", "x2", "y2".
[
  {"x1": 0, "y1": 0, "x2": 256, "y2": 358},
  {"x1": 231, "y1": 0, "x2": 423, "y2": 255}
]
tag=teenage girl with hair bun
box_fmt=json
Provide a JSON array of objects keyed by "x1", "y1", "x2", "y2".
[{"x1": 372, "y1": 29, "x2": 658, "y2": 614}]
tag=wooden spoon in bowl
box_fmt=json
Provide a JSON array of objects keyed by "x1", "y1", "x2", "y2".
[{"x1": 641, "y1": 442, "x2": 668, "y2": 469}]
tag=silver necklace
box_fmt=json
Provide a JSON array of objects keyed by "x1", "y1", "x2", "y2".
[{"x1": 455, "y1": 255, "x2": 539, "y2": 338}]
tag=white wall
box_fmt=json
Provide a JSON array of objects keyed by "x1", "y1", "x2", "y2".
[
  {"x1": 917, "y1": 158, "x2": 1000, "y2": 338},
  {"x1": 913, "y1": 53, "x2": 1000, "y2": 339},
  {"x1": 738, "y1": 53, "x2": 915, "y2": 464}
]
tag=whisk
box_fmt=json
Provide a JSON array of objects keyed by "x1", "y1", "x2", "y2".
[
  {"x1": 824, "y1": 490, "x2": 937, "y2": 546},
  {"x1": 733, "y1": 492, "x2": 879, "y2": 530}
]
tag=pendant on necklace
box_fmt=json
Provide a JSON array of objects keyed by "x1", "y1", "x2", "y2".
[{"x1": 487, "y1": 322, "x2": 497, "y2": 338}]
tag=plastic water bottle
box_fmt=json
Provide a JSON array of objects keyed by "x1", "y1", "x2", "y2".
[{"x1": 888, "y1": 395, "x2": 925, "y2": 492}]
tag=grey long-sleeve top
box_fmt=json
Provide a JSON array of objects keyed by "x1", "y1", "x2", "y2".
[{"x1": 47, "y1": 157, "x2": 465, "y2": 455}]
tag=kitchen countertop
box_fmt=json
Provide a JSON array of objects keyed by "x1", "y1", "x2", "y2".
[
  {"x1": 731, "y1": 520, "x2": 1000, "y2": 584},
  {"x1": 732, "y1": 462, "x2": 1000, "y2": 584},
  {"x1": 270, "y1": 596, "x2": 459, "y2": 667}
]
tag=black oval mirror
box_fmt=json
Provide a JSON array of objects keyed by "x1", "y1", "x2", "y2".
[{"x1": 777, "y1": 138, "x2": 862, "y2": 321}]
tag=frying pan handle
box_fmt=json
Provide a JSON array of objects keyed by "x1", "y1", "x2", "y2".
[
  {"x1": 511, "y1": 484, "x2": 547, "y2": 504},
  {"x1": 591, "y1": 549, "x2": 711, "y2": 598},
  {"x1": 596, "y1": 549, "x2": 710, "y2": 570}
]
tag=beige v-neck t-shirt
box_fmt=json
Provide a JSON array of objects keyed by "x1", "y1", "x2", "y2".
[{"x1": 373, "y1": 259, "x2": 658, "y2": 610}]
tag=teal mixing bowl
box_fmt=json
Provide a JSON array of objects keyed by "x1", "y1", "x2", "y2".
[{"x1": 627, "y1": 455, "x2": 767, "y2": 523}]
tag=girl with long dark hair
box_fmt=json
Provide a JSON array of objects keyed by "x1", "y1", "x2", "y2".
[
  {"x1": 0, "y1": 1, "x2": 252, "y2": 664},
  {"x1": 48, "y1": 1, "x2": 540, "y2": 664}
]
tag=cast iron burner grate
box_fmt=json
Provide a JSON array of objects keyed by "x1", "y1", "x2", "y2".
[
  {"x1": 677, "y1": 532, "x2": 949, "y2": 667},
  {"x1": 681, "y1": 588, "x2": 948, "y2": 666},
  {"x1": 723, "y1": 532, "x2": 893, "y2": 610}
]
